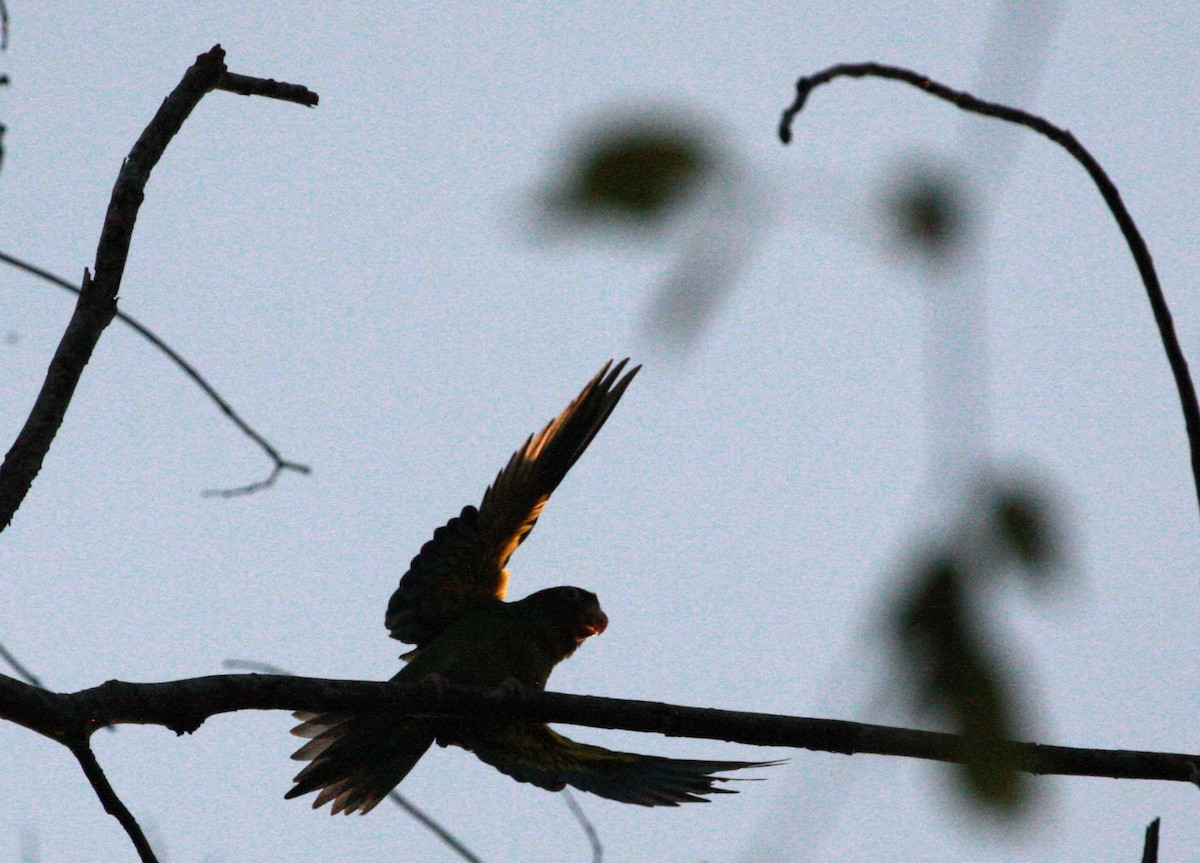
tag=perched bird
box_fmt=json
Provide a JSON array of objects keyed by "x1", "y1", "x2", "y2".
[{"x1": 286, "y1": 359, "x2": 775, "y2": 814}]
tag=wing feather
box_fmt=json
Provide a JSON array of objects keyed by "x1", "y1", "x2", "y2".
[
  {"x1": 463, "y1": 723, "x2": 781, "y2": 807},
  {"x1": 385, "y1": 360, "x2": 639, "y2": 647}
]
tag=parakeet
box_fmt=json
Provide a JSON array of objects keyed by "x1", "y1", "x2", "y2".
[{"x1": 286, "y1": 359, "x2": 775, "y2": 814}]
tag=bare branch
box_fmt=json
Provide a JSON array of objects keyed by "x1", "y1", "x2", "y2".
[
  {"x1": 0, "y1": 250, "x2": 311, "y2": 495},
  {"x1": 68, "y1": 740, "x2": 159, "y2": 863},
  {"x1": 0, "y1": 45, "x2": 225, "y2": 530},
  {"x1": 0, "y1": 45, "x2": 319, "y2": 529},
  {"x1": 3, "y1": 671, "x2": 1200, "y2": 787},
  {"x1": 216, "y1": 71, "x2": 319, "y2": 107},
  {"x1": 778, "y1": 61, "x2": 1200, "y2": 521}
]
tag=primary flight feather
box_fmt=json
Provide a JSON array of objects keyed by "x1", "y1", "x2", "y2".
[{"x1": 286, "y1": 359, "x2": 775, "y2": 814}]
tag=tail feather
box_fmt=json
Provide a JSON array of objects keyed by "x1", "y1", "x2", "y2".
[
  {"x1": 285, "y1": 711, "x2": 435, "y2": 815},
  {"x1": 464, "y1": 723, "x2": 784, "y2": 807}
]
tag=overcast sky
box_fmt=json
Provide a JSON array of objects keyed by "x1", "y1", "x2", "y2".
[{"x1": 3, "y1": 3, "x2": 1199, "y2": 862}]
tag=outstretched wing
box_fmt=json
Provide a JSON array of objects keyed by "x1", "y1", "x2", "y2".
[
  {"x1": 386, "y1": 359, "x2": 640, "y2": 648},
  {"x1": 464, "y1": 723, "x2": 782, "y2": 806}
]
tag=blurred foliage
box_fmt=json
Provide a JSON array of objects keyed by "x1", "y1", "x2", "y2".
[
  {"x1": 883, "y1": 163, "x2": 971, "y2": 260},
  {"x1": 894, "y1": 556, "x2": 1026, "y2": 810},
  {"x1": 992, "y1": 481, "x2": 1061, "y2": 578},
  {"x1": 538, "y1": 109, "x2": 765, "y2": 352},
  {"x1": 548, "y1": 117, "x2": 714, "y2": 224},
  {"x1": 887, "y1": 471, "x2": 1065, "y2": 816}
]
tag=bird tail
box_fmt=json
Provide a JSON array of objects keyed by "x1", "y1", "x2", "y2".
[
  {"x1": 284, "y1": 710, "x2": 435, "y2": 815},
  {"x1": 466, "y1": 723, "x2": 785, "y2": 806}
]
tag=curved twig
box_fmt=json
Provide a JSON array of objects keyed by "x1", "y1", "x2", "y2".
[
  {"x1": 0, "y1": 45, "x2": 319, "y2": 530},
  {"x1": 0, "y1": 250, "x2": 311, "y2": 497},
  {"x1": 562, "y1": 788, "x2": 603, "y2": 863},
  {"x1": 779, "y1": 61, "x2": 1200, "y2": 518}
]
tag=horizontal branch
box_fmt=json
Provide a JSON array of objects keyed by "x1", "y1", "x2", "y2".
[{"x1": 2, "y1": 671, "x2": 1198, "y2": 786}]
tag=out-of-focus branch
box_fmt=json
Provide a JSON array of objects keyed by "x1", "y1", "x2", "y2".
[
  {"x1": 563, "y1": 788, "x2": 603, "y2": 863},
  {"x1": 0, "y1": 640, "x2": 43, "y2": 687},
  {"x1": 0, "y1": 250, "x2": 311, "y2": 496},
  {"x1": 3, "y1": 671, "x2": 1200, "y2": 787},
  {"x1": 0, "y1": 45, "x2": 318, "y2": 531},
  {"x1": 383, "y1": 790, "x2": 486, "y2": 863},
  {"x1": 779, "y1": 61, "x2": 1200, "y2": 520}
]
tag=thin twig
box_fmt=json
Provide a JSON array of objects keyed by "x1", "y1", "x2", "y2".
[
  {"x1": 0, "y1": 250, "x2": 311, "y2": 496},
  {"x1": 68, "y1": 739, "x2": 159, "y2": 863},
  {"x1": 562, "y1": 788, "x2": 603, "y2": 863},
  {"x1": 779, "y1": 61, "x2": 1200, "y2": 519},
  {"x1": 0, "y1": 641, "x2": 43, "y2": 688},
  {"x1": 386, "y1": 791, "x2": 486, "y2": 863}
]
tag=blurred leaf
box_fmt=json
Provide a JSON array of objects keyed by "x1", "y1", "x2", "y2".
[
  {"x1": 892, "y1": 555, "x2": 1030, "y2": 814},
  {"x1": 990, "y1": 480, "x2": 1061, "y2": 577},
  {"x1": 550, "y1": 117, "x2": 714, "y2": 224},
  {"x1": 885, "y1": 165, "x2": 970, "y2": 259},
  {"x1": 642, "y1": 163, "x2": 764, "y2": 350}
]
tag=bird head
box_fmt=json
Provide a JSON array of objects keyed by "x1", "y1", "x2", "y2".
[{"x1": 522, "y1": 585, "x2": 608, "y2": 646}]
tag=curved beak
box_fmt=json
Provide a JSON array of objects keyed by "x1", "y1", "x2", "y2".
[{"x1": 577, "y1": 602, "x2": 608, "y2": 640}]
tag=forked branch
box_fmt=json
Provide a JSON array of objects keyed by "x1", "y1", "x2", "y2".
[
  {"x1": 0, "y1": 44, "x2": 320, "y2": 861},
  {"x1": 3, "y1": 671, "x2": 1198, "y2": 787},
  {"x1": 0, "y1": 44, "x2": 318, "y2": 531}
]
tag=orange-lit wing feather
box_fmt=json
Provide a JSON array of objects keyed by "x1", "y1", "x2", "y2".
[{"x1": 385, "y1": 359, "x2": 640, "y2": 648}]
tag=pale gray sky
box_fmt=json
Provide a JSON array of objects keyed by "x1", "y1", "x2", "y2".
[{"x1": 2, "y1": 3, "x2": 1198, "y2": 861}]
